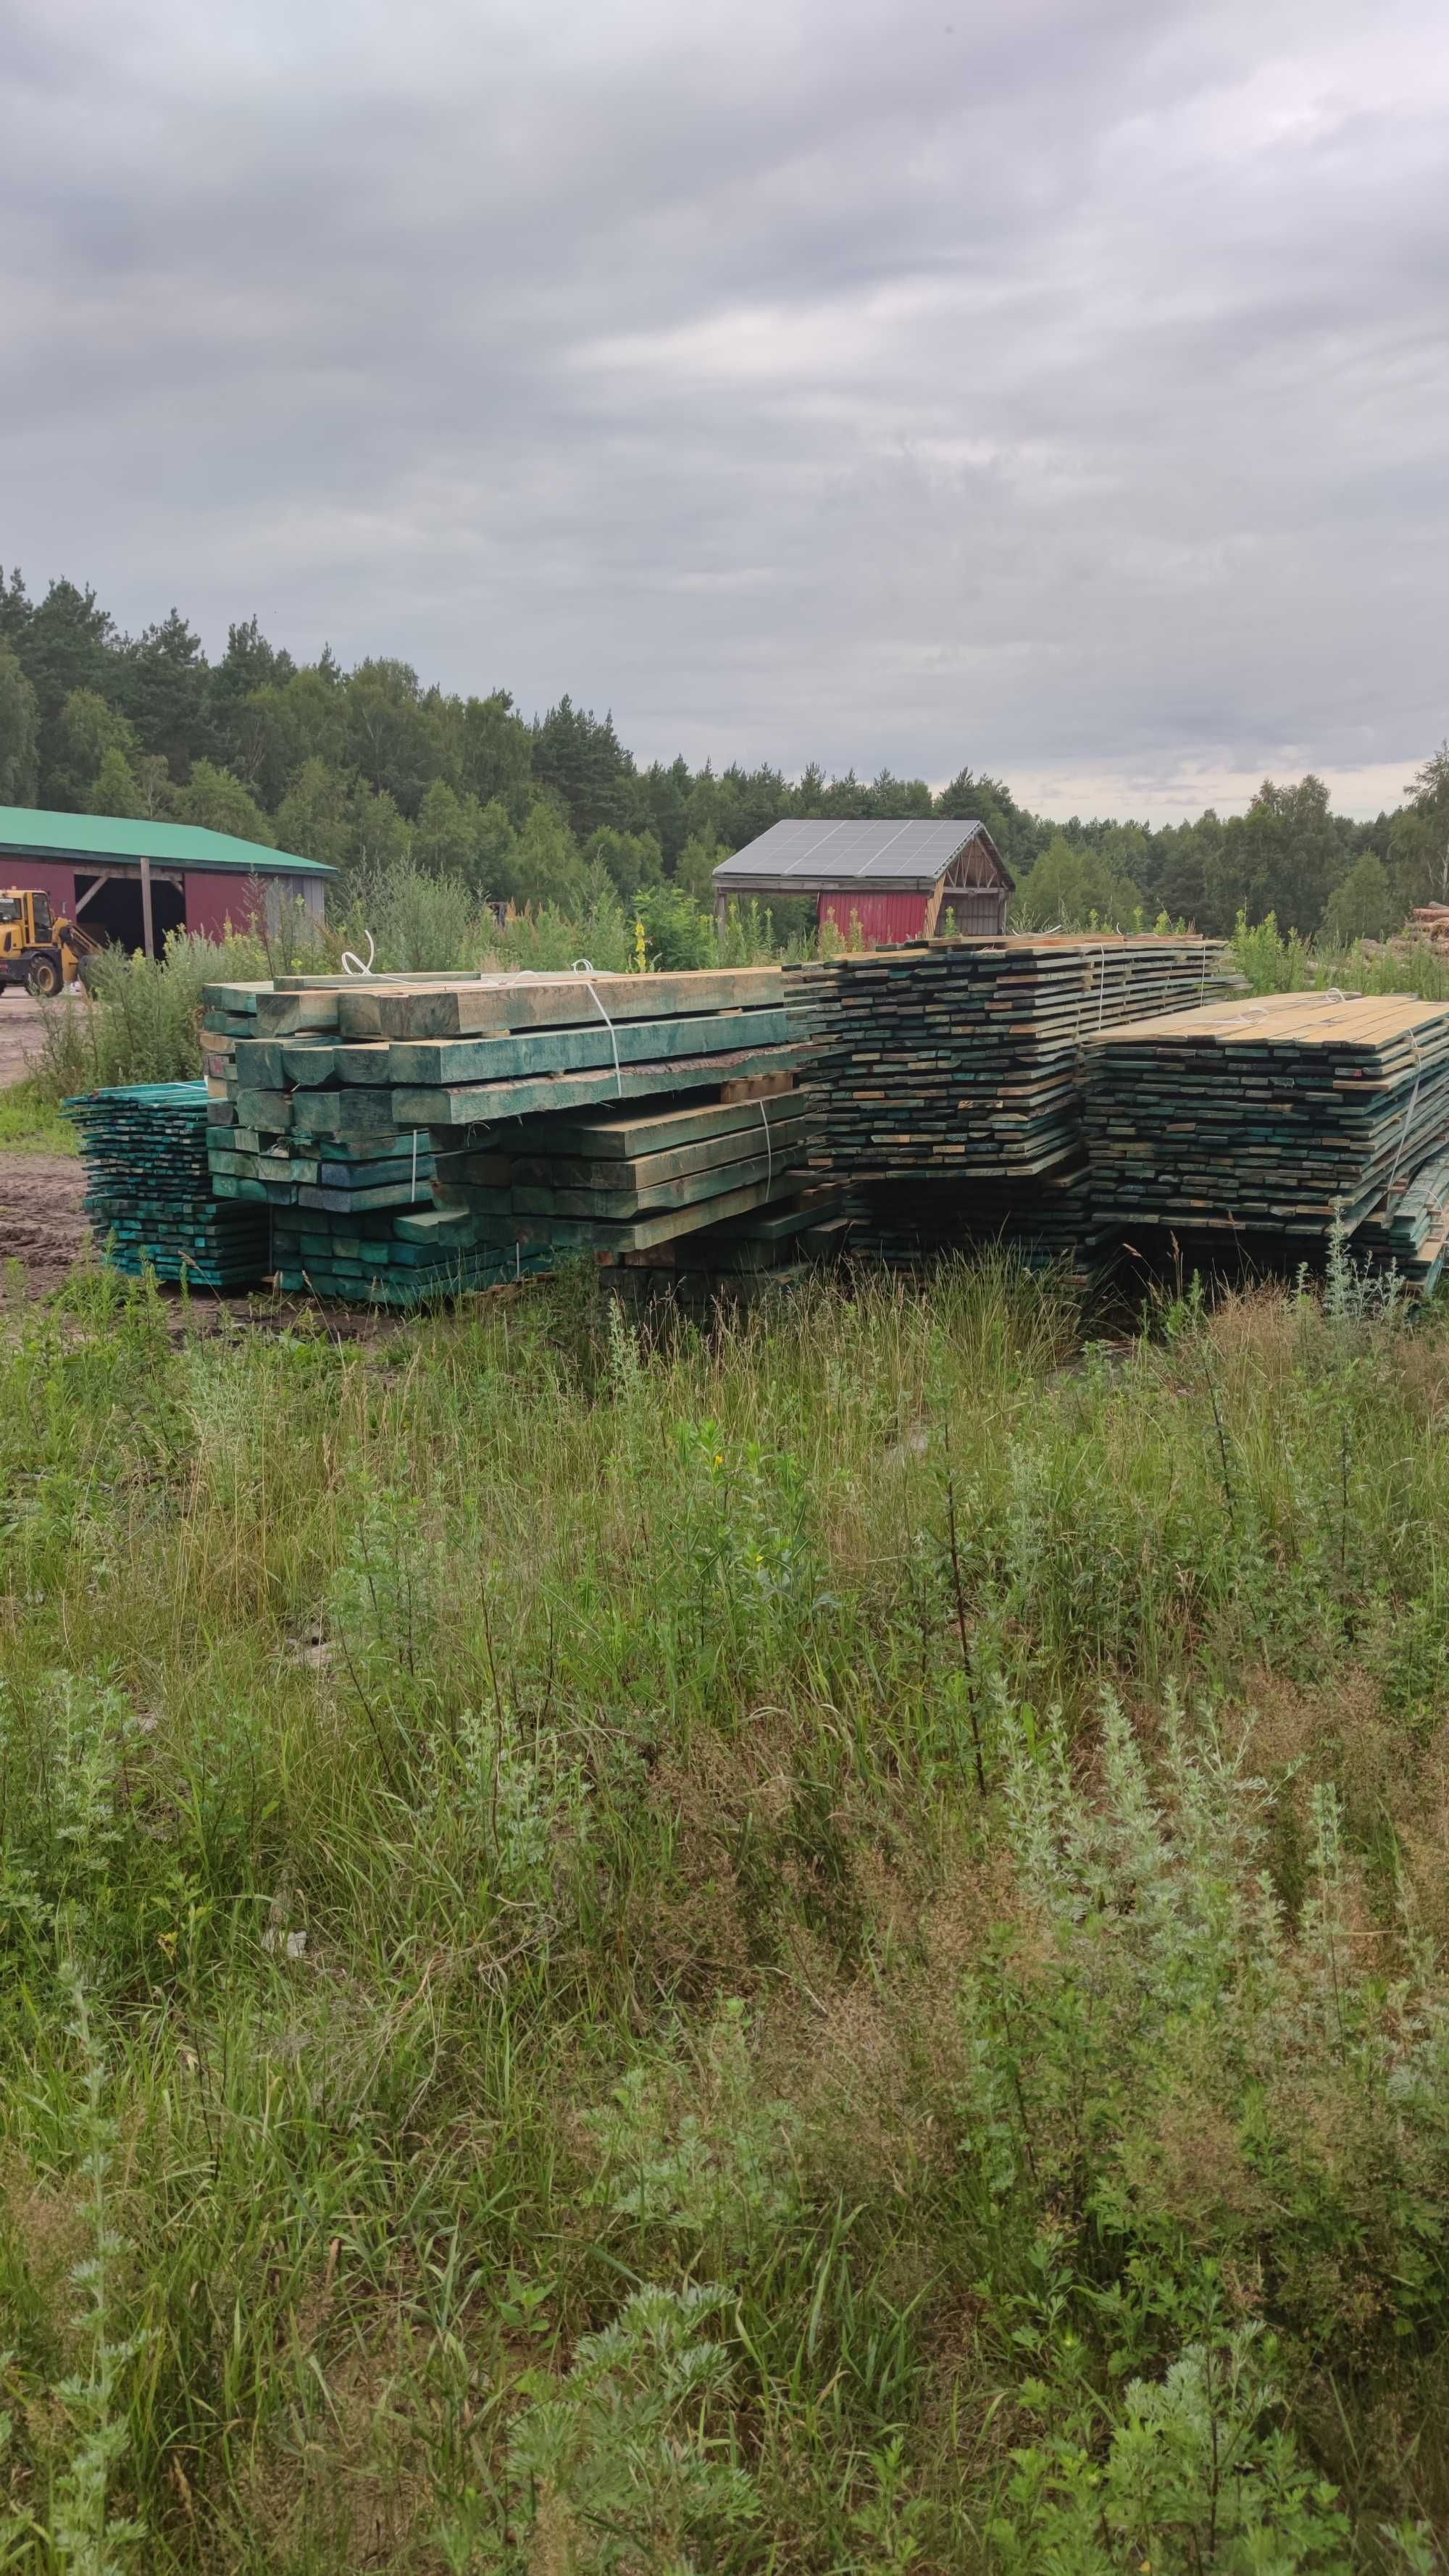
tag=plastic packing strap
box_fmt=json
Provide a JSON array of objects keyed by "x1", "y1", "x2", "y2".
[
  {"x1": 341, "y1": 929, "x2": 377, "y2": 977},
  {"x1": 759, "y1": 1098, "x2": 773, "y2": 1195},
  {"x1": 571, "y1": 956, "x2": 622, "y2": 1095},
  {"x1": 1385, "y1": 1030, "x2": 1424, "y2": 1197}
]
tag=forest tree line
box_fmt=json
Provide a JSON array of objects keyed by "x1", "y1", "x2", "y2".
[{"x1": 1, "y1": 567, "x2": 1446, "y2": 945}]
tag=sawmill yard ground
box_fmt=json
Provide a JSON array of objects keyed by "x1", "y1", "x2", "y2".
[
  {"x1": 4, "y1": 1229, "x2": 1449, "y2": 2572},
  {"x1": 0, "y1": 999, "x2": 91, "y2": 1300}
]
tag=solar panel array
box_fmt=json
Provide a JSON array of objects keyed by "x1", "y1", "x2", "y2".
[{"x1": 711, "y1": 819, "x2": 987, "y2": 890}]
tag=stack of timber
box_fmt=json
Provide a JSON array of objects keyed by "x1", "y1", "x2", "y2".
[
  {"x1": 1353, "y1": 1143, "x2": 1449, "y2": 1293},
  {"x1": 65, "y1": 1081, "x2": 269, "y2": 1288},
  {"x1": 429, "y1": 1082, "x2": 825, "y2": 1260},
  {"x1": 1084, "y1": 992, "x2": 1449, "y2": 1241},
  {"x1": 844, "y1": 1166, "x2": 1116, "y2": 1292},
  {"x1": 603, "y1": 1170, "x2": 856, "y2": 1321},
  {"x1": 199, "y1": 966, "x2": 817, "y2": 1302},
  {"x1": 202, "y1": 978, "x2": 438, "y2": 1216},
  {"x1": 268, "y1": 1203, "x2": 556, "y2": 1306},
  {"x1": 788, "y1": 935, "x2": 1240, "y2": 1185}
]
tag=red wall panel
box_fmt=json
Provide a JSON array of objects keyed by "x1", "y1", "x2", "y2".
[
  {"x1": 816, "y1": 890, "x2": 932, "y2": 945},
  {"x1": 184, "y1": 871, "x2": 266, "y2": 939},
  {"x1": 0, "y1": 861, "x2": 78, "y2": 916}
]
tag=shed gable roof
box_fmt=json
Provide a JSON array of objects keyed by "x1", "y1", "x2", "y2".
[{"x1": 711, "y1": 817, "x2": 1010, "y2": 894}]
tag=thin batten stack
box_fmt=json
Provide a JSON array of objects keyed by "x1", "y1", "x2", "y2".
[
  {"x1": 1084, "y1": 992, "x2": 1449, "y2": 1242},
  {"x1": 1354, "y1": 1144, "x2": 1449, "y2": 1293},
  {"x1": 788, "y1": 932, "x2": 1237, "y2": 1283},
  {"x1": 790, "y1": 935, "x2": 1239, "y2": 1184},
  {"x1": 65, "y1": 1081, "x2": 270, "y2": 1288}
]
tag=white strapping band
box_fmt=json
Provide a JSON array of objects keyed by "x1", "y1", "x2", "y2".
[
  {"x1": 572, "y1": 957, "x2": 622, "y2": 1095},
  {"x1": 759, "y1": 1098, "x2": 772, "y2": 1193},
  {"x1": 1385, "y1": 1030, "x2": 1424, "y2": 1196}
]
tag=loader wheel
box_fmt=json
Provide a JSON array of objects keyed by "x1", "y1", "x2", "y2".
[{"x1": 27, "y1": 954, "x2": 62, "y2": 998}]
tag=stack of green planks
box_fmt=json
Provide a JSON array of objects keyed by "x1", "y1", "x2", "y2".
[
  {"x1": 199, "y1": 966, "x2": 817, "y2": 1302},
  {"x1": 788, "y1": 935, "x2": 1240, "y2": 1184},
  {"x1": 1354, "y1": 1144, "x2": 1449, "y2": 1292},
  {"x1": 202, "y1": 979, "x2": 436, "y2": 1216},
  {"x1": 65, "y1": 1082, "x2": 270, "y2": 1288},
  {"x1": 269, "y1": 1203, "x2": 556, "y2": 1305},
  {"x1": 1084, "y1": 992, "x2": 1449, "y2": 1239},
  {"x1": 429, "y1": 1082, "x2": 824, "y2": 1258},
  {"x1": 603, "y1": 1174, "x2": 856, "y2": 1320}
]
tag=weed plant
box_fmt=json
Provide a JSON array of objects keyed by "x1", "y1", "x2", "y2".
[
  {"x1": 0, "y1": 1258, "x2": 1448, "y2": 2567},
  {"x1": 26, "y1": 932, "x2": 304, "y2": 1105}
]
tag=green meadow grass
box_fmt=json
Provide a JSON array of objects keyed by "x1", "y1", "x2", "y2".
[
  {"x1": 0, "y1": 1080, "x2": 77, "y2": 1155},
  {"x1": 1, "y1": 1255, "x2": 1448, "y2": 2571}
]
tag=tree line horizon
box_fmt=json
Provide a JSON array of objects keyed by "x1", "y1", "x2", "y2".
[{"x1": 1, "y1": 566, "x2": 1445, "y2": 948}]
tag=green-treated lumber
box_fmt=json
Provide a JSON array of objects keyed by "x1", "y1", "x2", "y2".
[
  {"x1": 397, "y1": 1040, "x2": 807, "y2": 1127},
  {"x1": 506, "y1": 1141, "x2": 809, "y2": 1220},
  {"x1": 519, "y1": 1087, "x2": 805, "y2": 1161},
  {"x1": 342, "y1": 966, "x2": 786, "y2": 1041},
  {"x1": 385, "y1": 1005, "x2": 796, "y2": 1087},
  {"x1": 289, "y1": 1089, "x2": 396, "y2": 1137},
  {"x1": 456, "y1": 1168, "x2": 800, "y2": 1251},
  {"x1": 504, "y1": 1110, "x2": 813, "y2": 1193}
]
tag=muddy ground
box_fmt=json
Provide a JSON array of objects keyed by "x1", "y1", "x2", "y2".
[
  {"x1": 0, "y1": 1153, "x2": 401, "y2": 1338},
  {"x1": 0, "y1": 996, "x2": 90, "y2": 1297},
  {"x1": 0, "y1": 1155, "x2": 91, "y2": 1299}
]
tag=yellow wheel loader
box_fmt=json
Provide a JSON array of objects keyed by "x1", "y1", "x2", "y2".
[{"x1": 0, "y1": 889, "x2": 107, "y2": 997}]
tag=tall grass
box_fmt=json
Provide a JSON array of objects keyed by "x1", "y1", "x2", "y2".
[
  {"x1": 0, "y1": 1258, "x2": 1447, "y2": 2567},
  {"x1": 1233, "y1": 911, "x2": 1449, "y2": 1001},
  {"x1": 26, "y1": 929, "x2": 317, "y2": 1105}
]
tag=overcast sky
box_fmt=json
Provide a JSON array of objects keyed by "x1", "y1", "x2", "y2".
[{"x1": 4, "y1": 0, "x2": 1447, "y2": 821}]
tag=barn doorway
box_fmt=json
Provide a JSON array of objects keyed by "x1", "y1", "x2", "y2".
[{"x1": 73, "y1": 873, "x2": 187, "y2": 956}]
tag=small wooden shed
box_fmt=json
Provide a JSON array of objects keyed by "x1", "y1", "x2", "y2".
[{"x1": 711, "y1": 819, "x2": 1013, "y2": 944}]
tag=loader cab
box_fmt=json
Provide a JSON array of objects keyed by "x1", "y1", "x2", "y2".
[{"x1": 0, "y1": 890, "x2": 54, "y2": 943}]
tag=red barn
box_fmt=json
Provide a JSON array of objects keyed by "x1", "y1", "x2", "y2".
[
  {"x1": 711, "y1": 818, "x2": 1012, "y2": 944},
  {"x1": 0, "y1": 806, "x2": 333, "y2": 955}
]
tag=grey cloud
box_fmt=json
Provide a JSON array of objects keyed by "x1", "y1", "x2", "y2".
[{"x1": 3, "y1": 0, "x2": 1447, "y2": 817}]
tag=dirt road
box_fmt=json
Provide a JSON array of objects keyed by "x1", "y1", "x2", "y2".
[{"x1": 0, "y1": 990, "x2": 54, "y2": 1088}]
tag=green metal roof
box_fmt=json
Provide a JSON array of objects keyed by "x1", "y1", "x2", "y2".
[{"x1": 0, "y1": 804, "x2": 333, "y2": 877}]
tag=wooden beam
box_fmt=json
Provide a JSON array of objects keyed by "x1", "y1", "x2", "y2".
[{"x1": 139, "y1": 850, "x2": 155, "y2": 960}]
